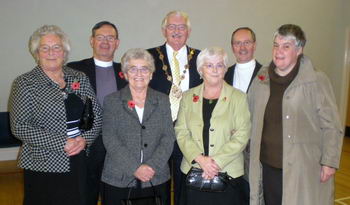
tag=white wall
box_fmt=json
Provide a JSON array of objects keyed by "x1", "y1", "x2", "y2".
[{"x1": 1, "y1": 0, "x2": 349, "y2": 119}]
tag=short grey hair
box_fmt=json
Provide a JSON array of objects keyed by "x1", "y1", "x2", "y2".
[
  {"x1": 161, "y1": 10, "x2": 191, "y2": 30},
  {"x1": 196, "y1": 47, "x2": 228, "y2": 76},
  {"x1": 273, "y1": 24, "x2": 306, "y2": 48},
  {"x1": 29, "y1": 25, "x2": 71, "y2": 63},
  {"x1": 121, "y1": 48, "x2": 155, "y2": 74}
]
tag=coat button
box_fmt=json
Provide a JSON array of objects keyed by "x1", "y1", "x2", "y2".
[
  {"x1": 144, "y1": 143, "x2": 148, "y2": 147},
  {"x1": 210, "y1": 128, "x2": 214, "y2": 131},
  {"x1": 141, "y1": 125, "x2": 146, "y2": 129},
  {"x1": 210, "y1": 144, "x2": 214, "y2": 147}
]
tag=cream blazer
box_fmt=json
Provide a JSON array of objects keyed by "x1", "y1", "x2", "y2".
[{"x1": 175, "y1": 82, "x2": 251, "y2": 178}]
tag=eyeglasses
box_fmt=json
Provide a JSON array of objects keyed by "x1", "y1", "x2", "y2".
[
  {"x1": 203, "y1": 63, "x2": 226, "y2": 70},
  {"x1": 127, "y1": 66, "x2": 150, "y2": 74},
  {"x1": 232, "y1": 41, "x2": 254, "y2": 47},
  {"x1": 39, "y1": 44, "x2": 63, "y2": 53},
  {"x1": 166, "y1": 24, "x2": 187, "y2": 31},
  {"x1": 94, "y1": 35, "x2": 117, "y2": 42}
]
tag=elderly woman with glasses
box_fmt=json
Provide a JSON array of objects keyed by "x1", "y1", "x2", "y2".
[
  {"x1": 248, "y1": 24, "x2": 343, "y2": 205},
  {"x1": 101, "y1": 48, "x2": 175, "y2": 205},
  {"x1": 175, "y1": 47, "x2": 251, "y2": 205},
  {"x1": 9, "y1": 25, "x2": 102, "y2": 205}
]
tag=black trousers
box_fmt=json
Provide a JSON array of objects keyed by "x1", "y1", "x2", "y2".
[
  {"x1": 86, "y1": 135, "x2": 106, "y2": 205},
  {"x1": 262, "y1": 162, "x2": 282, "y2": 205},
  {"x1": 23, "y1": 152, "x2": 87, "y2": 205},
  {"x1": 170, "y1": 141, "x2": 183, "y2": 205},
  {"x1": 102, "y1": 180, "x2": 171, "y2": 205}
]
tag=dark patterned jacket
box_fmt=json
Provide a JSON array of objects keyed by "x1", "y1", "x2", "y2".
[{"x1": 9, "y1": 66, "x2": 102, "y2": 173}]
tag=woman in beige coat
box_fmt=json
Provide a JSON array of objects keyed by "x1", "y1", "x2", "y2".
[{"x1": 248, "y1": 24, "x2": 343, "y2": 205}]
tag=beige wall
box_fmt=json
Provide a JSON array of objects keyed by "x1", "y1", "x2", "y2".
[{"x1": 1, "y1": 0, "x2": 349, "y2": 123}]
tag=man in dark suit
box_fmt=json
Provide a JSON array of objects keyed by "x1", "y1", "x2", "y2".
[
  {"x1": 224, "y1": 27, "x2": 262, "y2": 203},
  {"x1": 224, "y1": 27, "x2": 262, "y2": 93},
  {"x1": 147, "y1": 11, "x2": 202, "y2": 205},
  {"x1": 67, "y1": 21, "x2": 127, "y2": 205}
]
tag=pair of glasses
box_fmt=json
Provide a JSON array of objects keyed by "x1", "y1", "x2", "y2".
[
  {"x1": 94, "y1": 35, "x2": 117, "y2": 42},
  {"x1": 232, "y1": 41, "x2": 254, "y2": 47},
  {"x1": 127, "y1": 66, "x2": 150, "y2": 74},
  {"x1": 39, "y1": 45, "x2": 63, "y2": 53},
  {"x1": 204, "y1": 63, "x2": 225, "y2": 70},
  {"x1": 166, "y1": 24, "x2": 187, "y2": 31}
]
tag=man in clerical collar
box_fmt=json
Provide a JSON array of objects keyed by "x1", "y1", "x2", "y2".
[
  {"x1": 67, "y1": 21, "x2": 127, "y2": 205},
  {"x1": 148, "y1": 10, "x2": 202, "y2": 205},
  {"x1": 224, "y1": 27, "x2": 262, "y2": 93}
]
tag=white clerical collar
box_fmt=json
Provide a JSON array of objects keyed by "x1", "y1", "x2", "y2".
[
  {"x1": 165, "y1": 43, "x2": 187, "y2": 55},
  {"x1": 94, "y1": 58, "x2": 113, "y2": 67},
  {"x1": 236, "y1": 59, "x2": 256, "y2": 70}
]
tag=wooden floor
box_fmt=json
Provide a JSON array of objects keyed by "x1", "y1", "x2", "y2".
[{"x1": 1, "y1": 137, "x2": 350, "y2": 205}]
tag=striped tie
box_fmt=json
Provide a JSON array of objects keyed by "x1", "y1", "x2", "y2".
[{"x1": 169, "y1": 51, "x2": 182, "y2": 121}]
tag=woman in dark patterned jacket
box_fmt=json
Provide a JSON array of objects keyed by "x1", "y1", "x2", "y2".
[{"x1": 9, "y1": 25, "x2": 102, "y2": 205}]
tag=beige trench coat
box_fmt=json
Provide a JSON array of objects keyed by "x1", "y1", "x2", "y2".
[{"x1": 248, "y1": 56, "x2": 344, "y2": 205}]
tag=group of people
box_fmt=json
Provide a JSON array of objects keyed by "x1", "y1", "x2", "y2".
[{"x1": 9, "y1": 10, "x2": 343, "y2": 205}]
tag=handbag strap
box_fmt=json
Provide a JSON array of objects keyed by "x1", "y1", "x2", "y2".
[{"x1": 126, "y1": 178, "x2": 158, "y2": 200}]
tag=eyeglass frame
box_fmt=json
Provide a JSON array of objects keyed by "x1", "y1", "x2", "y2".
[
  {"x1": 165, "y1": 24, "x2": 188, "y2": 31},
  {"x1": 232, "y1": 40, "x2": 254, "y2": 47},
  {"x1": 94, "y1": 34, "x2": 117, "y2": 42},
  {"x1": 38, "y1": 44, "x2": 64, "y2": 53},
  {"x1": 203, "y1": 63, "x2": 226, "y2": 70},
  {"x1": 127, "y1": 66, "x2": 151, "y2": 74}
]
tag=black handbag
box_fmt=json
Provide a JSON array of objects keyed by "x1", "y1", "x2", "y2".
[
  {"x1": 186, "y1": 167, "x2": 229, "y2": 192},
  {"x1": 121, "y1": 180, "x2": 162, "y2": 205},
  {"x1": 79, "y1": 97, "x2": 94, "y2": 131}
]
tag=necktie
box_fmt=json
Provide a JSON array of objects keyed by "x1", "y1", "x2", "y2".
[{"x1": 169, "y1": 51, "x2": 182, "y2": 121}]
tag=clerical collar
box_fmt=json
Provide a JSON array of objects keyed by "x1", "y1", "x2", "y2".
[
  {"x1": 236, "y1": 59, "x2": 256, "y2": 70},
  {"x1": 94, "y1": 58, "x2": 113, "y2": 67}
]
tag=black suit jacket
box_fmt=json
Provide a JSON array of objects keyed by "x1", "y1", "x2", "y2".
[
  {"x1": 67, "y1": 58, "x2": 127, "y2": 93},
  {"x1": 147, "y1": 44, "x2": 202, "y2": 95},
  {"x1": 224, "y1": 60, "x2": 262, "y2": 93}
]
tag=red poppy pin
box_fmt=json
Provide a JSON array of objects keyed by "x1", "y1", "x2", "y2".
[
  {"x1": 119, "y1": 72, "x2": 124, "y2": 79},
  {"x1": 71, "y1": 80, "x2": 80, "y2": 90},
  {"x1": 258, "y1": 75, "x2": 266, "y2": 81},
  {"x1": 127, "y1": 100, "x2": 135, "y2": 109},
  {"x1": 192, "y1": 94, "x2": 199, "y2": 103}
]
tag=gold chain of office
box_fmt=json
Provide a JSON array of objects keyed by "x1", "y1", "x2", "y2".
[{"x1": 156, "y1": 47, "x2": 195, "y2": 84}]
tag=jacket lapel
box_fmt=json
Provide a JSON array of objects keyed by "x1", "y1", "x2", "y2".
[
  {"x1": 120, "y1": 87, "x2": 140, "y2": 122},
  {"x1": 142, "y1": 88, "x2": 158, "y2": 124}
]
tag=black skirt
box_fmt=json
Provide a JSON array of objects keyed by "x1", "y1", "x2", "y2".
[
  {"x1": 102, "y1": 180, "x2": 171, "y2": 205},
  {"x1": 23, "y1": 151, "x2": 87, "y2": 205}
]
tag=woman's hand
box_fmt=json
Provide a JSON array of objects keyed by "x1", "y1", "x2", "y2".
[
  {"x1": 195, "y1": 155, "x2": 220, "y2": 179},
  {"x1": 320, "y1": 165, "x2": 336, "y2": 183},
  {"x1": 64, "y1": 136, "x2": 86, "y2": 156},
  {"x1": 134, "y1": 164, "x2": 155, "y2": 182}
]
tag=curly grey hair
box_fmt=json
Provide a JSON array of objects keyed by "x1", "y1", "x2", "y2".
[
  {"x1": 196, "y1": 47, "x2": 228, "y2": 77},
  {"x1": 121, "y1": 48, "x2": 155, "y2": 75},
  {"x1": 29, "y1": 25, "x2": 71, "y2": 63}
]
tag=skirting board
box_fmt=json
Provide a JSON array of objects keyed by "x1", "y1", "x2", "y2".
[{"x1": 0, "y1": 147, "x2": 19, "y2": 161}]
